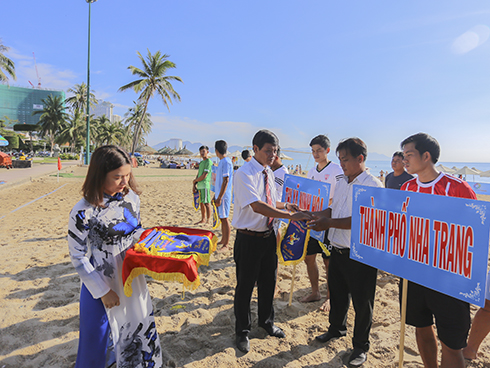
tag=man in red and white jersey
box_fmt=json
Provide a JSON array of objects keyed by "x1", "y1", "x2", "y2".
[{"x1": 401, "y1": 132, "x2": 476, "y2": 368}]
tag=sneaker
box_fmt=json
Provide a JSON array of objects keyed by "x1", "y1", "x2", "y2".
[{"x1": 349, "y1": 348, "x2": 367, "y2": 366}]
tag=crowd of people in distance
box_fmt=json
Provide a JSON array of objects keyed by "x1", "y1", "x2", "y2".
[{"x1": 67, "y1": 131, "x2": 490, "y2": 368}]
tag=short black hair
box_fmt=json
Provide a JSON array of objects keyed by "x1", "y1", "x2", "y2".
[
  {"x1": 199, "y1": 145, "x2": 209, "y2": 151},
  {"x1": 215, "y1": 140, "x2": 227, "y2": 155},
  {"x1": 336, "y1": 138, "x2": 367, "y2": 161},
  {"x1": 252, "y1": 129, "x2": 279, "y2": 150},
  {"x1": 392, "y1": 151, "x2": 404, "y2": 159},
  {"x1": 310, "y1": 135, "x2": 330, "y2": 150},
  {"x1": 401, "y1": 133, "x2": 440, "y2": 164},
  {"x1": 241, "y1": 150, "x2": 251, "y2": 160}
]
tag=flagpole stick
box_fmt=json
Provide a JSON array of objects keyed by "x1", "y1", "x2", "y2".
[
  {"x1": 289, "y1": 264, "x2": 296, "y2": 306},
  {"x1": 399, "y1": 278, "x2": 408, "y2": 367}
]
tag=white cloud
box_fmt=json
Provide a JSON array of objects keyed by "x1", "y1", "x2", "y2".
[
  {"x1": 5, "y1": 48, "x2": 78, "y2": 91},
  {"x1": 451, "y1": 25, "x2": 490, "y2": 54}
]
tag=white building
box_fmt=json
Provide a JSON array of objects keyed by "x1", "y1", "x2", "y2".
[{"x1": 168, "y1": 138, "x2": 182, "y2": 150}]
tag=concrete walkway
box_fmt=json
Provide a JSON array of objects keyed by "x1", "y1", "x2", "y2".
[{"x1": 0, "y1": 160, "x2": 80, "y2": 190}]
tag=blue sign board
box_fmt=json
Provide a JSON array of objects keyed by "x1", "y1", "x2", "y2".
[
  {"x1": 281, "y1": 174, "x2": 330, "y2": 243},
  {"x1": 351, "y1": 185, "x2": 490, "y2": 307}
]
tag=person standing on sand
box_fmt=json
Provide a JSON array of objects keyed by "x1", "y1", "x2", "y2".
[
  {"x1": 241, "y1": 149, "x2": 252, "y2": 163},
  {"x1": 193, "y1": 146, "x2": 213, "y2": 225},
  {"x1": 384, "y1": 151, "x2": 413, "y2": 190},
  {"x1": 302, "y1": 135, "x2": 343, "y2": 311},
  {"x1": 214, "y1": 140, "x2": 233, "y2": 251},
  {"x1": 232, "y1": 129, "x2": 309, "y2": 353},
  {"x1": 307, "y1": 138, "x2": 382, "y2": 366},
  {"x1": 400, "y1": 133, "x2": 476, "y2": 368},
  {"x1": 68, "y1": 145, "x2": 162, "y2": 368}
]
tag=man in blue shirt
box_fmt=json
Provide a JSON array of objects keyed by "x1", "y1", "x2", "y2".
[{"x1": 214, "y1": 140, "x2": 234, "y2": 251}]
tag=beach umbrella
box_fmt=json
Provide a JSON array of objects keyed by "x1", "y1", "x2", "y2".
[
  {"x1": 136, "y1": 145, "x2": 157, "y2": 154},
  {"x1": 158, "y1": 147, "x2": 171, "y2": 154},
  {"x1": 229, "y1": 150, "x2": 242, "y2": 158},
  {"x1": 436, "y1": 164, "x2": 455, "y2": 174},
  {"x1": 280, "y1": 152, "x2": 294, "y2": 161},
  {"x1": 175, "y1": 148, "x2": 194, "y2": 156},
  {"x1": 471, "y1": 167, "x2": 482, "y2": 174},
  {"x1": 479, "y1": 170, "x2": 490, "y2": 177},
  {"x1": 0, "y1": 134, "x2": 8, "y2": 146},
  {"x1": 453, "y1": 166, "x2": 480, "y2": 182},
  {"x1": 133, "y1": 152, "x2": 142, "y2": 157}
]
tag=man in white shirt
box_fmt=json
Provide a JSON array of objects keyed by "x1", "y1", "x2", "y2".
[
  {"x1": 308, "y1": 138, "x2": 383, "y2": 367},
  {"x1": 232, "y1": 130, "x2": 308, "y2": 354},
  {"x1": 302, "y1": 135, "x2": 343, "y2": 311}
]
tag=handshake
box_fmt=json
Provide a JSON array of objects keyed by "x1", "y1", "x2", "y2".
[{"x1": 283, "y1": 203, "x2": 332, "y2": 231}]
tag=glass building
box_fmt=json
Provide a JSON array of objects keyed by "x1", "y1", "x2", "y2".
[{"x1": 0, "y1": 85, "x2": 66, "y2": 127}]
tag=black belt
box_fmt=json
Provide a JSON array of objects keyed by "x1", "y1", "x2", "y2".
[
  {"x1": 237, "y1": 229, "x2": 274, "y2": 238},
  {"x1": 332, "y1": 246, "x2": 350, "y2": 255}
]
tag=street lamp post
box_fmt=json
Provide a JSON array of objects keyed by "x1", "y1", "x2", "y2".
[{"x1": 85, "y1": 0, "x2": 97, "y2": 165}]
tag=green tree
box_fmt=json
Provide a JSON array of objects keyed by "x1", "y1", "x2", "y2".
[
  {"x1": 32, "y1": 95, "x2": 68, "y2": 152},
  {"x1": 119, "y1": 49, "x2": 183, "y2": 155},
  {"x1": 57, "y1": 110, "x2": 85, "y2": 153},
  {"x1": 65, "y1": 83, "x2": 98, "y2": 114},
  {"x1": 123, "y1": 103, "x2": 152, "y2": 150},
  {"x1": 98, "y1": 121, "x2": 126, "y2": 146},
  {"x1": 0, "y1": 40, "x2": 16, "y2": 83}
]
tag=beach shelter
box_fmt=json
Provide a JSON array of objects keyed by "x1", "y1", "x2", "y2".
[
  {"x1": 453, "y1": 166, "x2": 480, "y2": 181},
  {"x1": 136, "y1": 145, "x2": 157, "y2": 154},
  {"x1": 471, "y1": 167, "x2": 482, "y2": 174},
  {"x1": 435, "y1": 164, "x2": 455, "y2": 174},
  {"x1": 175, "y1": 147, "x2": 194, "y2": 156},
  {"x1": 479, "y1": 170, "x2": 490, "y2": 177},
  {"x1": 279, "y1": 152, "x2": 294, "y2": 161},
  {"x1": 0, "y1": 134, "x2": 8, "y2": 146}
]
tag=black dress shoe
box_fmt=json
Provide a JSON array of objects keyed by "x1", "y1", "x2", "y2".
[
  {"x1": 315, "y1": 331, "x2": 339, "y2": 343},
  {"x1": 348, "y1": 348, "x2": 367, "y2": 366},
  {"x1": 260, "y1": 324, "x2": 286, "y2": 338},
  {"x1": 236, "y1": 334, "x2": 250, "y2": 353}
]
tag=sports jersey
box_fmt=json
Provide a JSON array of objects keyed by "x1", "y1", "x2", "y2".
[
  {"x1": 401, "y1": 172, "x2": 476, "y2": 199},
  {"x1": 273, "y1": 165, "x2": 289, "y2": 201},
  {"x1": 307, "y1": 161, "x2": 343, "y2": 200}
]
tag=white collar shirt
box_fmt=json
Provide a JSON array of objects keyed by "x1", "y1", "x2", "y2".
[
  {"x1": 232, "y1": 157, "x2": 279, "y2": 231},
  {"x1": 328, "y1": 170, "x2": 383, "y2": 249}
]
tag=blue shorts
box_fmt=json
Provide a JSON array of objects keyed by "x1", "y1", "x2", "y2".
[{"x1": 216, "y1": 194, "x2": 231, "y2": 219}]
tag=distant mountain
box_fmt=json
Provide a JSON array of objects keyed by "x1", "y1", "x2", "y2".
[
  {"x1": 153, "y1": 140, "x2": 244, "y2": 154},
  {"x1": 152, "y1": 140, "x2": 390, "y2": 160}
]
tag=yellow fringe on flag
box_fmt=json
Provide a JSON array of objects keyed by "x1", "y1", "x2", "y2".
[
  {"x1": 277, "y1": 220, "x2": 310, "y2": 267},
  {"x1": 123, "y1": 266, "x2": 201, "y2": 297}
]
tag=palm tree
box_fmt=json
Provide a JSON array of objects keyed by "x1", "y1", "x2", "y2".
[
  {"x1": 0, "y1": 39, "x2": 16, "y2": 83},
  {"x1": 57, "y1": 110, "x2": 85, "y2": 153},
  {"x1": 65, "y1": 83, "x2": 98, "y2": 114},
  {"x1": 98, "y1": 122, "x2": 126, "y2": 146},
  {"x1": 32, "y1": 95, "x2": 68, "y2": 152},
  {"x1": 119, "y1": 49, "x2": 183, "y2": 155},
  {"x1": 91, "y1": 114, "x2": 111, "y2": 147},
  {"x1": 123, "y1": 102, "x2": 153, "y2": 149}
]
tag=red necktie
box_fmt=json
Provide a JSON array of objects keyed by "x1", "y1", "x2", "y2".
[{"x1": 263, "y1": 169, "x2": 274, "y2": 229}]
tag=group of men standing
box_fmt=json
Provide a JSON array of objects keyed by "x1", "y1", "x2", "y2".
[{"x1": 193, "y1": 130, "x2": 483, "y2": 367}]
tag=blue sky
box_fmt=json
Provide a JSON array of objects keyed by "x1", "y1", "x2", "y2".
[{"x1": 3, "y1": 1, "x2": 490, "y2": 161}]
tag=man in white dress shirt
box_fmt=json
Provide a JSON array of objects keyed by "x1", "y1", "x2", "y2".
[
  {"x1": 232, "y1": 129, "x2": 307, "y2": 353},
  {"x1": 308, "y1": 138, "x2": 383, "y2": 366}
]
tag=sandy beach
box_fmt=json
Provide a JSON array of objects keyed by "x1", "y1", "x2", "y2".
[{"x1": 0, "y1": 164, "x2": 489, "y2": 368}]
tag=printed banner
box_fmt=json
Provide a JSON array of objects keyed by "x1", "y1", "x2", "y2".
[
  {"x1": 193, "y1": 191, "x2": 200, "y2": 211},
  {"x1": 469, "y1": 182, "x2": 490, "y2": 196},
  {"x1": 351, "y1": 185, "x2": 490, "y2": 307},
  {"x1": 281, "y1": 174, "x2": 330, "y2": 243},
  {"x1": 278, "y1": 220, "x2": 310, "y2": 266}
]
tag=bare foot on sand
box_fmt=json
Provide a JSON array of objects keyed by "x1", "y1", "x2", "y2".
[
  {"x1": 300, "y1": 292, "x2": 321, "y2": 303},
  {"x1": 319, "y1": 299, "x2": 330, "y2": 312}
]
